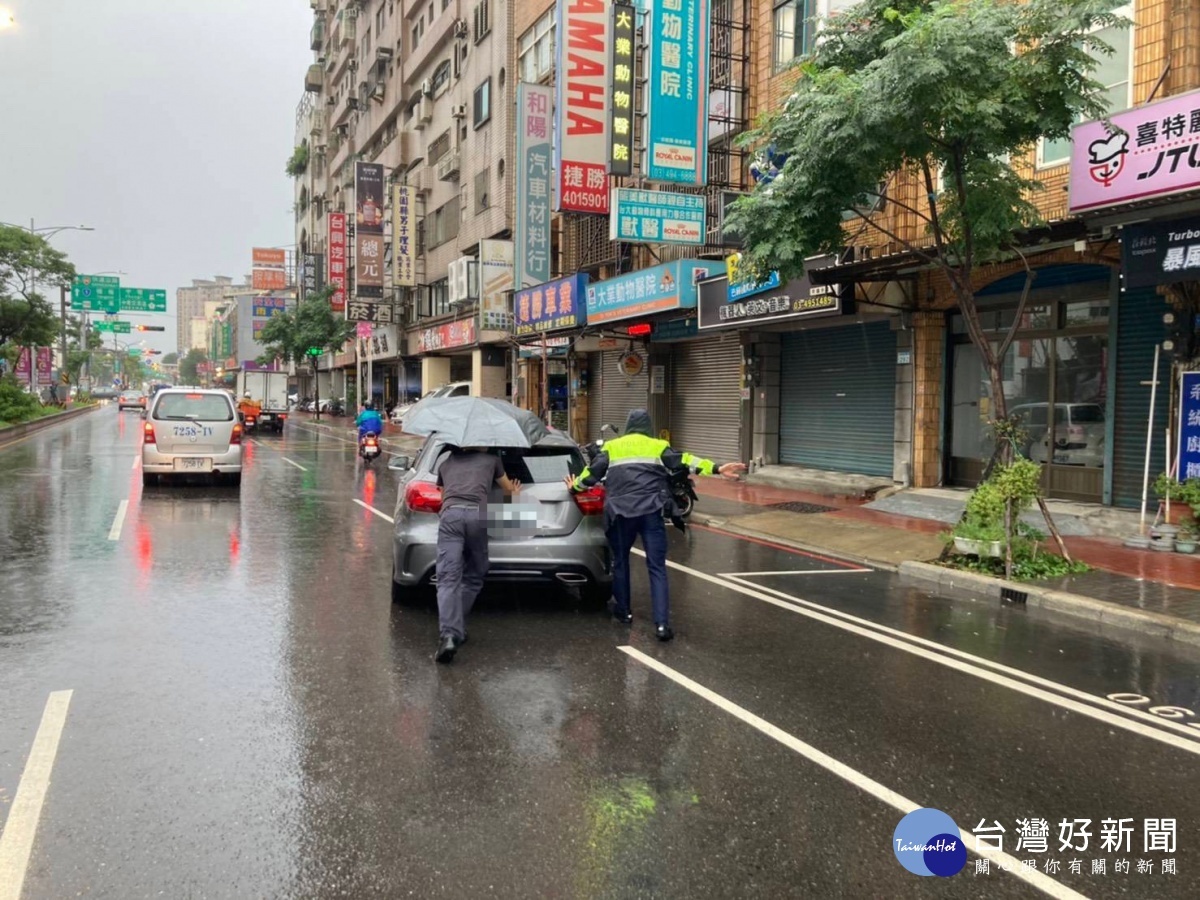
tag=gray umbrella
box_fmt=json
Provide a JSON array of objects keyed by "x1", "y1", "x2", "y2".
[{"x1": 402, "y1": 396, "x2": 549, "y2": 448}]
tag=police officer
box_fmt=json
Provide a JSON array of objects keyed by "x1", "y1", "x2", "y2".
[{"x1": 567, "y1": 409, "x2": 745, "y2": 641}]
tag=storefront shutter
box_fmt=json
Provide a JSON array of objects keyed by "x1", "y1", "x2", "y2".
[
  {"x1": 1112, "y1": 289, "x2": 1169, "y2": 508},
  {"x1": 779, "y1": 321, "x2": 897, "y2": 477},
  {"x1": 588, "y1": 350, "x2": 649, "y2": 439},
  {"x1": 668, "y1": 335, "x2": 744, "y2": 464}
]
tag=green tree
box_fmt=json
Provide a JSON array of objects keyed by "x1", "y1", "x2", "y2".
[
  {"x1": 62, "y1": 317, "x2": 104, "y2": 392},
  {"x1": 725, "y1": 0, "x2": 1126, "y2": 423},
  {"x1": 258, "y1": 289, "x2": 354, "y2": 420},
  {"x1": 161, "y1": 352, "x2": 179, "y2": 366},
  {"x1": 179, "y1": 347, "x2": 208, "y2": 384},
  {"x1": 0, "y1": 224, "x2": 75, "y2": 360}
]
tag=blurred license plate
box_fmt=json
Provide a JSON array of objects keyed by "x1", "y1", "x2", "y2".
[
  {"x1": 175, "y1": 458, "x2": 213, "y2": 472},
  {"x1": 488, "y1": 504, "x2": 539, "y2": 537},
  {"x1": 1053, "y1": 453, "x2": 1070, "y2": 464}
]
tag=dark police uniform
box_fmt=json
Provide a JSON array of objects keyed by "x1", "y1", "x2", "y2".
[{"x1": 570, "y1": 409, "x2": 731, "y2": 635}]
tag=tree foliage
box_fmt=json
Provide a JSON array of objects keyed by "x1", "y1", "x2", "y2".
[
  {"x1": 725, "y1": 0, "x2": 1127, "y2": 419},
  {"x1": 0, "y1": 224, "x2": 75, "y2": 351},
  {"x1": 161, "y1": 352, "x2": 179, "y2": 366},
  {"x1": 179, "y1": 347, "x2": 208, "y2": 384},
  {"x1": 257, "y1": 288, "x2": 354, "y2": 365}
]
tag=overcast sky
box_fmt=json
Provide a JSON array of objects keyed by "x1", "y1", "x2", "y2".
[{"x1": 0, "y1": 0, "x2": 312, "y2": 352}]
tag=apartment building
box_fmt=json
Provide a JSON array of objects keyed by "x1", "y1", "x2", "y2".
[
  {"x1": 176, "y1": 276, "x2": 238, "y2": 354},
  {"x1": 296, "y1": 0, "x2": 511, "y2": 407}
]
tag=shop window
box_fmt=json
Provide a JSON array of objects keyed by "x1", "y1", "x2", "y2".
[{"x1": 1037, "y1": 11, "x2": 1132, "y2": 168}]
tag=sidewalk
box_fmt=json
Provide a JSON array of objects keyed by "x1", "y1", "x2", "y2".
[{"x1": 690, "y1": 476, "x2": 1200, "y2": 645}]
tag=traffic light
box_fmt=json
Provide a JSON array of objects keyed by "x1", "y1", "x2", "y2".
[
  {"x1": 305, "y1": 346, "x2": 322, "y2": 356},
  {"x1": 135, "y1": 325, "x2": 166, "y2": 332}
]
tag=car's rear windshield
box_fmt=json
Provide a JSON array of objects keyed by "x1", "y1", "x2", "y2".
[
  {"x1": 154, "y1": 394, "x2": 234, "y2": 421},
  {"x1": 432, "y1": 446, "x2": 583, "y2": 483}
]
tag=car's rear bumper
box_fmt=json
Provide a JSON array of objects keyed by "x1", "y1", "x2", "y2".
[
  {"x1": 392, "y1": 532, "x2": 612, "y2": 588},
  {"x1": 141, "y1": 446, "x2": 243, "y2": 474}
]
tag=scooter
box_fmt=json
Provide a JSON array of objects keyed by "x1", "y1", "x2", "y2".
[{"x1": 359, "y1": 431, "x2": 381, "y2": 465}]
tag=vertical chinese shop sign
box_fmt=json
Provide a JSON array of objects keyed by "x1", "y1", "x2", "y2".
[
  {"x1": 393, "y1": 184, "x2": 416, "y2": 288},
  {"x1": 328, "y1": 212, "x2": 347, "y2": 313},
  {"x1": 555, "y1": 0, "x2": 610, "y2": 213},
  {"x1": 609, "y1": 3, "x2": 635, "y2": 176},
  {"x1": 516, "y1": 82, "x2": 554, "y2": 290},
  {"x1": 355, "y1": 161, "x2": 385, "y2": 298},
  {"x1": 646, "y1": 0, "x2": 710, "y2": 185}
]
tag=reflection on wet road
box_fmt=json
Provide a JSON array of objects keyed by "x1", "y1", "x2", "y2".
[{"x1": 1, "y1": 407, "x2": 1199, "y2": 898}]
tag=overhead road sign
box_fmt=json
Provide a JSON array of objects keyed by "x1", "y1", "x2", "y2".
[
  {"x1": 95, "y1": 321, "x2": 131, "y2": 334},
  {"x1": 71, "y1": 274, "x2": 120, "y2": 311},
  {"x1": 117, "y1": 288, "x2": 167, "y2": 312}
]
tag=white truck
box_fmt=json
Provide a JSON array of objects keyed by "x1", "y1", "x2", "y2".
[{"x1": 238, "y1": 370, "x2": 290, "y2": 432}]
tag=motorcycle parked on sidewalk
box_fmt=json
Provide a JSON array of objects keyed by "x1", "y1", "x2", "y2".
[
  {"x1": 584, "y1": 423, "x2": 696, "y2": 520},
  {"x1": 359, "y1": 432, "x2": 381, "y2": 465}
]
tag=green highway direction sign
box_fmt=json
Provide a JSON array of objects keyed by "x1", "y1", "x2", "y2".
[
  {"x1": 118, "y1": 287, "x2": 167, "y2": 312},
  {"x1": 127, "y1": 348, "x2": 143, "y2": 356},
  {"x1": 71, "y1": 274, "x2": 120, "y2": 311},
  {"x1": 94, "y1": 321, "x2": 132, "y2": 334}
]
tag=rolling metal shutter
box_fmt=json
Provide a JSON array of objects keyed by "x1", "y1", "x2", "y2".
[
  {"x1": 668, "y1": 335, "x2": 743, "y2": 464},
  {"x1": 780, "y1": 321, "x2": 897, "y2": 477},
  {"x1": 588, "y1": 350, "x2": 649, "y2": 438},
  {"x1": 1112, "y1": 288, "x2": 1168, "y2": 508}
]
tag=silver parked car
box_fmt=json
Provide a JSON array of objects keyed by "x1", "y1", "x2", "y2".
[
  {"x1": 142, "y1": 389, "x2": 244, "y2": 488},
  {"x1": 392, "y1": 381, "x2": 472, "y2": 427},
  {"x1": 390, "y1": 432, "x2": 612, "y2": 604}
]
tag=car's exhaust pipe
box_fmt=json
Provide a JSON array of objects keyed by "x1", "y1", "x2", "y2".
[{"x1": 555, "y1": 572, "x2": 588, "y2": 585}]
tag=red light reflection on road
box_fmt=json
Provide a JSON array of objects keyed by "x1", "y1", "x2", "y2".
[
  {"x1": 230, "y1": 529, "x2": 241, "y2": 562},
  {"x1": 362, "y1": 469, "x2": 376, "y2": 507},
  {"x1": 135, "y1": 521, "x2": 153, "y2": 571}
]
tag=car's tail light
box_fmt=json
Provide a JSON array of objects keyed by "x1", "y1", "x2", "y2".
[
  {"x1": 231, "y1": 423, "x2": 243, "y2": 445},
  {"x1": 405, "y1": 481, "x2": 443, "y2": 514},
  {"x1": 278, "y1": 414, "x2": 287, "y2": 422},
  {"x1": 143, "y1": 422, "x2": 156, "y2": 444},
  {"x1": 573, "y1": 485, "x2": 606, "y2": 516}
]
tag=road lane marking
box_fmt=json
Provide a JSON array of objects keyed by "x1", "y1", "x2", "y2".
[
  {"x1": 634, "y1": 549, "x2": 1200, "y2": 755},
  {"x1": 107, "y1": 500, "x2": 128, "y2": 541},
  {"x1": 0, "y1": 690, "x2": 74, "y2": 900},
  {"x1": 353, "y1": 499, "x2": 395, "y2": 523},
  {"x1": 718, "y1": 569, "x2": 871, "y2": 576},
  {"x1": 281, "y1": 457, "x2": 308, "y2": 471},
  {"x1": 691, "y1": 522, "x2": 866, "y2": 569},
  {"x1": 619, "y1": 648, "x2": 1086, "y2": 900}
]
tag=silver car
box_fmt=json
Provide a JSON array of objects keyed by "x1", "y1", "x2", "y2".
[
  {"x1": 389, "y1": 432, "x2": 612, "y2": 604},
  {"x1": 142, "y1": 389, "x2": 244, "y2": 488}
]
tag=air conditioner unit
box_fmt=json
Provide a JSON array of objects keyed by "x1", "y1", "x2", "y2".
[
  {"x1": 451, "y1": 104, "x2": 466, "y2": 119},
  {"x1": 310, "y1": 108, "x2": 325, "y2": 136},
  {"x1": 448, "y1": 257, "x2": 478, "y2": 304},
  {"x1": 453, "y1": 18, "x2": 468, "y2": 39},
  {"x1": 421, "y1": 78, "x2": 433, "y2": 97},
  {"x1": 347, "y1": 96, "x2": 360, "y2": 111},
  {"x1": 436, "y1": 150, "x2": 461, "y2": 181},
  {"x1": 376, "y1": 47, "x2": 393, "y2": 62},
  {"x1": 370, "y1": 82, "x2": 385, "y2": 102},
  {"x1": 413, "y1": 97, "x2": 432, "y2": 129},
  {"x1": 304, "y1": 64, "x2": 324, "y2": 93}
]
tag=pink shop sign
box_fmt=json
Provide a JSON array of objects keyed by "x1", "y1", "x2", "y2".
[{"x1": 1069, "y1": 89, "x2": 1200, "y2": 214}]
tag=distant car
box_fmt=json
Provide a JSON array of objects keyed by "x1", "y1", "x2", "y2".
[
  {"x1": 392, "y1": 381, "x2": 472, "y2": 427},
  {"x1": 141, "y1": 389, "x2": 244, "y2": 488},
  {"x1": 1013, "y1": 402, "x2": 1106, "y2": 467},
  {"x1": 389, "y1": 427, "x2": 611, "y2": 605},
  {"x1": 118, "y1": 390, "x2": 146, "y2": 411}
]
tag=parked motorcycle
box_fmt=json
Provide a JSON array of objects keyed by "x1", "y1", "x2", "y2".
[
  {"x1": 584, "y1": 423, "x2": 695, "y2": 520},
  {"x1": 359, "y1": 431, "x2": 381, "y2": 465}
]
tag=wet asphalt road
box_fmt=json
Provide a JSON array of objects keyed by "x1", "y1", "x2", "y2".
[{"x1": 2, "y1": 407, "x2": 1200, "y2": 899}]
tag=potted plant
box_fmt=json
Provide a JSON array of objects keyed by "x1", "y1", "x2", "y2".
[
  {"x1": 951, "y1": 479, "x2": 1006, "y2": 557},
  {"x1": 1176, "y1": 520, "x2": 1198, "y2": 554}
]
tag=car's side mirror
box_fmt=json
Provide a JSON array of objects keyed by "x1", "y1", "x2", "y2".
[{"x1": 389, "y1": 455, "x2": 412, "y2": 471}]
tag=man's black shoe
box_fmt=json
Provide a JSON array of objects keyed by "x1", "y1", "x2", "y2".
[
  {"x1": 434, "y1": 635, "x2": 458, "y2": 663},
  {"x1": 454, "y1": 633, "x2": 469, "y2": 647},
  {"x1": 613, "y1": 609, "x2": 633, "y2": 625},
  {"x1": 655, "y1": 625, "x2": 674, "y2": 642}
]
